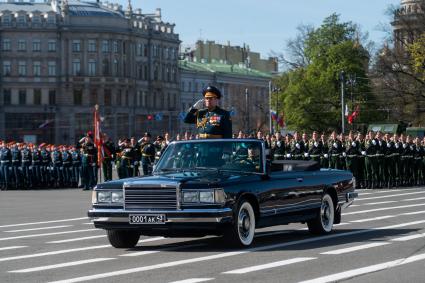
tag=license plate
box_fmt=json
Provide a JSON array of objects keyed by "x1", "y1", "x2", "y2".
[{"x1": 129, "y1": 214, "x2": 166, "y2": 224}]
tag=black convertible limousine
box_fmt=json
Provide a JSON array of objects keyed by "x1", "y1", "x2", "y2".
[{"x1": 88, "y1": 139, "x2": 357, "y2": 248}]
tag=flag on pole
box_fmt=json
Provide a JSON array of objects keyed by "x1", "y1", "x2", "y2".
[
  {"x1": 94, "y1": 105, "x2": 103, "y2": 167},
  {"x1": 345, "y1": 104, "x2": 349, "y2": 117},
  {"x1": 348, "y1": 105, "x2": 360, "y2": 124}
]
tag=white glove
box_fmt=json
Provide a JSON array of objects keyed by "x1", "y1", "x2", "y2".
[
  {"x1": 286, "y1": 153, "x2": 291, "y2": 158},
  {"x1": 342, "y1": 152, "x2": 346, "y2": 157},
  {"x1": 361, "y1": 151, "x2": 366, "y2": 156},
  {"x1": 277, "y1": 141, "x2": 281, "y2": 147},
  {"x1": 192, "y1": 99, "x2": 204, "y2": 109},
  {"x1": 134, "y1": 161, "x2": 138, "y2": 166},
  {"x1": 372, "y1": 140, "x2": 376, "y2": 145},
  {"x1": 304, "y1": 153, "x2": 309, "y2": 157},
  {"x1": 387, "y1": 143, "x2": 391, "y2": 148},
  {"x1": 296, "y1": 143, "x2": 300, "y2": 149},
  {"x1": 91, "y1": 163, "x2": 96, "y2": 167},
  {"x1": 314, "y1": 142, "x2": 318, "y2": 147},
  {"x1": 352, "y1": 142, "x2": 356, "y2": 147},
  {"x1": 333, "y1": 142, "x2": 338, "y2": 148}
]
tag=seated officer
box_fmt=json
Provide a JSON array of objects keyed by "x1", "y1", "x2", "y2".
[{"x1": 184, "y1": 85, "x2": 232, "y2": 139}]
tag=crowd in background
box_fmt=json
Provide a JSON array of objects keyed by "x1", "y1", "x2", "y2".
[{"x1": 1, "y1": 129, "x2": 425, "y2": 190}]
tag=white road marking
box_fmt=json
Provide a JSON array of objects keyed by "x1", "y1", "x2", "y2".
[
  {"x1": 82, "y1": 223, "x2": 94, "y2": 225},
  {"x1": 223, "y1": 257, "x2": 316, "y2": 274},
  {"x1": 168, "y1": 278, "x2": 214, "y2": 283},
  {"x1": 356, "y1": 191, "x2": 425, "y2": 201},
  {"x1": 121, "y1": 243, "x2": 207, "y2": 257},
  {"x1": 391, "y1": 233, "x2": 425, "y2": 242},
  {"x1": 47, "y1": 220, "x2": 425, "y2": 283},
  {"x1": 361, "y1": 201, "x2": 397, "y2": 206},
  {"x1": 0, "y1": 229, "x2": 98, "y2": 241},
  {"x1": 0, "y1": 246, "x2": 27, "y2": 251},
  {"x1": 349, "y1": 210, "x2": 425, "y2": 223},
  {"x1": 320, "y1": 242, "x2": 390, "y2": 255},
  {"x1": 47, "y1": 235, "x2": 106, "y2": 244},
  {"x1": 297, "y1": 252, "x2": 425, "y2": 283},
  {"x1": 0, "y1": 245, "x2": 111, "y2": 262},
  {"x1": 9, "y1": 258, "x2": 115, "y2": 273},
  {"x1": 4, "y1": 225, "x2": 72, "y2": 233},
  {"x1": 138, "y1": 237, "x2": 165, "y2": 243},
  {"x1": 343, "y1": 203, "x2": 425, "y2": 215},
  {"x1": 403, "y1": 196, "x2": 425, "y2": 202},
  {"x1": 0, "y1": 217, "x2": 87, "y2": 228}
]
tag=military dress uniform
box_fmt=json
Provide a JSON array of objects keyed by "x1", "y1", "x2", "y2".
[
  {"x1": 31, "y1": 148, "x2": 42, "y2": 188},
  {"x1": 289, "y1": 140, "x2": 305, "y2": 160},
  {"x1": 21, "y1": 147, "x2": 32, "y2": 188},
  {"x1": 308, "y1": 139, "x2": 323, "y2": 164},
  {"x1": 51, "y1": 148, "x2": 63, "y2": 188},
  {"x1": 61, "y1": 149, "x2": 72, "y2": 187},
  {"x1": 119, "y1": 145, "x2": 133, "y2": 179},
  {"x1": 40, "y1": 148, "x2": 51, "y2": 187},
  {"x1": 412, "y1": 143, "x2": 424, "y2": 186},
  {"x1": 328, "y1": 139, "x2": 343, "y2": 169},
  {"x1": 102, "y1": 140, "x2": 115, "y2": 181},
  {"x1": 385, "y1": 140, "x2": 396, "y2": 188},
  {"x1": 184, "y1": 85, "x2": 232, "y2": 139},
  {"x1": 141, "y1": 142, "x2": 156, "y2": 176},
  {"x1": 132, "y1": 142, "x2": 141, "y2": 177},
  {"x1": 71, "y1": 149, "x2": 81, "y2": 188},
  {"x1": 81, "y1": 142, "x2": 97, "y2": 190},
  {"x1": 375, "y1": 139, "x2": 387, "y2": 188},
  {"x1": 271, "y1": 140, "x2": 286, "y2": 160},
  {"x1": 364, "y1": 139, "x2": 377, "y2": 189},
  {"x1": 0, "y1": 146, "x2": 11, "y2": 190},
  {"x1": 400, "y1": 142, "x2": 413, "y2": 186},
  {"x1": 345, "y1": 140, "x2": 360, "y2": 188},
  {"x1": 11, "y1": 146, "x2": 22, "y2": 189}
]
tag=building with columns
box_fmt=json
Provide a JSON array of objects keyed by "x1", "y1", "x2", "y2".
[
  {"x1": 0, "y1": 0, "x2": 180, "y2": 144},
  {"x1": 392, "y1": 0, "x2": 424, "y2": 51}
]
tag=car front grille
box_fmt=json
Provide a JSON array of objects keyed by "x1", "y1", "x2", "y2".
[{"x1": 124, "y1": 187, "x2": 177, "y2": 210}]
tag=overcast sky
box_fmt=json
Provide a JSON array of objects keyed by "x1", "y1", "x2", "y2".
[{"x1": 117, "y1": 0, "x2": 401, "y2": 58}]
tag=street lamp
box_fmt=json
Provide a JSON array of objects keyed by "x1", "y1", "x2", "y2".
[
  {"x1": 340, "y1": 71, "x2": 346, "y2": 134},
  {"x1": 245, "y1": 88, "x2": 249, "y2": 134}
]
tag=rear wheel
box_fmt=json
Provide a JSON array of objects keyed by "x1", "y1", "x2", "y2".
[
  {"x1": 107, "y1": 230, "x2": 140, "y2": 248},
  {"x1": 223, "y1": 199, "x2": 256, "y2": 247},
  {"x1": 307, "y1": 193, "x2": 335, "y2": 235}
]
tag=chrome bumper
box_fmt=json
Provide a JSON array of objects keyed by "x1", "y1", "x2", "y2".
[
  {"x1": 88, "y1": 208, "x2": 233, "y2": 224},
  {"x1": 340, "y1": 192, "x2": 358, "y2": 209}
]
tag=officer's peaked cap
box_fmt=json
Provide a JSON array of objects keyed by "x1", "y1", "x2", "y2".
[
  {"x1": 202, "y1": 85, "x2": 221, "y2": 99},
  {"x1": 144, "y1": 132, "x2": 152, "y2": 138}
]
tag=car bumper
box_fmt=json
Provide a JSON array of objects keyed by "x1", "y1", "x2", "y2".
[
  {"x1": 88, "y1": 208, "x2": 233, "y2": 235},
  {"x1": 339, "y1": 191, "x2": 358, "y2": 209}
]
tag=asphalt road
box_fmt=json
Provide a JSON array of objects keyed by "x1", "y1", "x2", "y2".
[{"x1": 0, "y1": 187, "x2": 425, "y2": 283}]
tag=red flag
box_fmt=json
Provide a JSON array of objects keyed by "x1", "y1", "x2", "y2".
[
  {"x1": 94, "y1": 105, "x2": 103, "y2": 167},
  {"x1": 347, "y1": 105, "x2": 360, "y2": 124}
]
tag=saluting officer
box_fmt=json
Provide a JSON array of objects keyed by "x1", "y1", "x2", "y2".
[
  {"x1": 102, "y1": 133, "x2": 115, "y2": 181},
  {"x1": 328, "y1": 131, "x2": 343, "y2": 169},
  {"x1": 140, "y1": 133, "x2": 156, "y2": 176},
  {"x1": 289, "y1": 132, "x2": 305, "y2": 160},
  {"x1": 131, "y1": 137, "x2": 141, "y2": 177},
  {"x1": 119, "y1": 138, "x2": 133, "y2": 179},
  {"x1": 184, "y1": 85, "x2": 232, "y2": 139},
  {"x1": 308, "y1": 131, "x2": 323, "y2": 164},
  {"x1": 80, "y1": 134, "x2": 97, "y2": 190},
  {"x1": 271, "y1": 132, "x2": 286, "y2": 160},
  {"x1": 345, "y1": 132, "x2": 360, "y2": 188}
]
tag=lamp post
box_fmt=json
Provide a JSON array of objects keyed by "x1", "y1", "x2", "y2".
[
  {"x1": 347, "y1": 74, "x2": 357, "y2": 130},
  {"x1": 245, "y1": 88, "x2": 249, "y2": 134},
  {"x1": 340, "y1": 71, "x2": 346, "y2": 134}
]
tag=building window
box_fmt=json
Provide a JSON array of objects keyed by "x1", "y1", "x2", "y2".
[
  {"x1": 17, "y1": 14, "x2": 26, "y2": 24},
  {"x1": 18, "y1": 40, "x2": 27, "y2": 52},
  {"x1": 102, "y1": 40, "x2": 109, "y2": 52},
  {"x1": 172, "y1": 67, "x2": 177, "y2": 82},
  {"x1": 72, "y1": 59, "x2": 81, "y2": 76},
  {"x1": 166, "y1": 66, "x2": 170, "y2": 82},
  {"x1": 73, "y1": 89, "x2": 83, "y2": 105},
  {"x1": 2, "y1": 39, "x2": 11, "y2": 51},
  {"x1": 113, "y1": 41, "x2": 118, "y2": 53},
  {"x1": 88, "y1": 59, "x2": 96, "y2": 76},
  {"x1": 47, "y1": 14, "x2": 56, "y2": 24},
  {"x1": 104, "y1": 89, "x2": 111, "y2": 106},
  {"x1": 3, "y1": 61, "x2": 11, "y2": 76},
  {"x1": 142, "y1": 91, "x2": 147, "y2": 107},
  {"x1": 102, "y1": 59, "x2": 109, "y2": 76},
  {"x1": 72, "y1": 40, "x2": 81, "y2": 52},
  {"x1": 90, "y1": 89, "x2": 97, "y2": 105},
  {"x1": 32, "y1": 40, "x2": 41, "y2": 52},
  {"x1": 48, "y1": 61, "x2": 56, "y2": 76},
  {"x1": 164, "y1": 47, "x2": 168, "y2": 59},
  {"x1": 3, "y1": 89, "x2": 11, "y2": 105},
  {"x1": 18, "y1": 61, "x2": 27, "y2": 76},
  {"x1": 88, "y1": 39, "x2": 96, "y2": 52},
  {"x1": 113, "y1": 59, "x2": 119, "y2": 76},
  {"x1": 144, "y1": 44, "x2": 148, "y2": 56},
  {"x1": 137, "y1": 43, "x2": 142, "y2": 56},
  {"x1": 154, "y1": 64, "x2": 159, "y2": 80},
  {"x1": 34, "y1": 89, "x2": 41, "y2": 105},
  {"x1": 31, "y1": 14, "x2": 41, "y2": 24},
  {"x1": 33, "y1": 61, "x2": 41, "y2": 76},
  {"x1": 144, "y1": 65, "x2": 148, "y2": 80},
  {"x1": 48, "y1": 40, "x2": 56, "y2": 52},
  {"x1": 19, "y1": 89, "x2": 26, "y2": 105},
  {"x1": 116, "y1": 90, "x2": 122, "y2": 106},
  {"x1": 2, "y1": 14, "x2": 11, "y2": 26},
  {"x1": 49, "y1": 90, "x2": 56, "y2": 105}
]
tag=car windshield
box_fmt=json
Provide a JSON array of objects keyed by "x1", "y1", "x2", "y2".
[{"x1": 154, "y1": 140, "x2": 263, "y2": 174}]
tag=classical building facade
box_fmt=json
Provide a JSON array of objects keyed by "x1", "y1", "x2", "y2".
[
  {"x1": 392, "y1": 0, "x2": 424, "y2": 51},
  {"x1": 179, "y1": 59, "x2": 272, "y2": 135},
  {"x1": 181, "y1": 40, "x2": 278, "y2": 74},
  {"x1": 0, "y1": 0, "x2": 180, "y2": 144}
]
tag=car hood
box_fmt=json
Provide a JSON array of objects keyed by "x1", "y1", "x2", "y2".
[{"x1": 96, "y1": 172, "x2": 246, "y2": 190}]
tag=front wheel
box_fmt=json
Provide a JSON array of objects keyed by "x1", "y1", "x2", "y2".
[
  {"x1": 307, "y1": 193, "x2": 335, "y2": 235},
  {"x1": 223, "y1": 199, "x2": 256, "y2": 247},
  {"x1": 107, "y1": 230, "x2": 140, "y2": 248}
]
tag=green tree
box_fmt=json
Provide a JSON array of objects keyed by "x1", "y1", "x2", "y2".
[
  {"x1": 409, "y1": 33, "x2": 425, "y2": 80},
  {"x1": 274, "y1": 14, "x2": 379, "y2": 132}
]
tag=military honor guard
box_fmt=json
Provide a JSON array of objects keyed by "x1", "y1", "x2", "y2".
[{"x1": 140, "y1": 133, "x2": 156, "y2": 176}]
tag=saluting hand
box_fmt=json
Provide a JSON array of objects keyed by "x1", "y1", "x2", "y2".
[{"x1": 192, "y1": 99, "x2": 204, "y2": 110}]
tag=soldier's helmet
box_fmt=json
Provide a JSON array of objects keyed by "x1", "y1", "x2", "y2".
[{"x1": 202, "y1": 85, "x2": 221, "y2": 99}]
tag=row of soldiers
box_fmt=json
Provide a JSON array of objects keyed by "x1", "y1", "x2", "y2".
[{"x1": 266, "y1": 131, "x2": 425, "y2": 189}]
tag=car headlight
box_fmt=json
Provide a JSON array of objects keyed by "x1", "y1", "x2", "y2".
[
  {"x1": 182, "y1": 189, "x2": 226, "y2": 204},
  {"x1": 93, "y1": 190, "x2": 123, "y2": 204},
  {"x1": 183, "y1": 191, "x2": 199, "y2": 203},
  {"x1": 97, "y1": 191, "x2": 112, "y2": 203},
  {"x1": 199, "y1": 191, "x2": 214, "y2": 203},
  {"x1": 111, "y1": 191, "x2": 123, "y2": 203}
]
